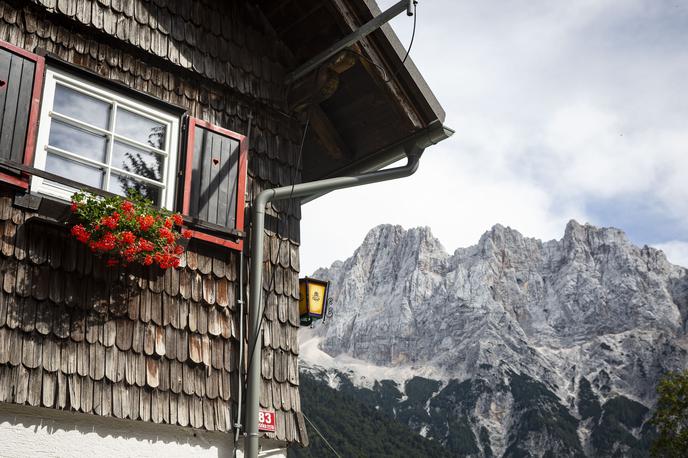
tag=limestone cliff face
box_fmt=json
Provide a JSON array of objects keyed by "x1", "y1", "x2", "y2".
[{"x1": 305, "y1": 222, "x2": 688, "y2": 457}]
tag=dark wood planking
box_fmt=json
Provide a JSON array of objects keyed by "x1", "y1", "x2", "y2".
[
  {"x1": 11, "y1": 58, "x2": 35, "y2": 162},
  {"x1": 215, "y1": 135, "x2": 231, "y2": 228},
  {"x1": 0, "y1": 55, "x2": 23, "y2": 161},
  {"x1": 189, "y1": 128, "x2": 204, "y2": 218},
  {"x1": 206, "y1": 132, "x2": 221, "y2": 225},
  {"x1": 198, "y1": 128, "x2": 213, "y2": 222},
  {"x1": 0, "y1": 50, "x2": 11, "y2": 132}
]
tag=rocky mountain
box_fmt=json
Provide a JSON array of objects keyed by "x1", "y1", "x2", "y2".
[{"x1": 300, "y1": 221, "x2": 688, "y2": 457}]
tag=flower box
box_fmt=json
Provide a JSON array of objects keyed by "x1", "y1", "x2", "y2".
[{"x1": 70, "y1": 191, "x2": 191, "y2": 269}]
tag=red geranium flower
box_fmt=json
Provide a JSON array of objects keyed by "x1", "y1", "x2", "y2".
[
  {"x1": 182, "y1": 229, "x2": 192, "y2": 239},
  {"x1": 101, "y1": 215, "x2": 118, "y2": 230},
  {"x1": 137, "y1": 215, "x2": 155, "y2": 231},
  {"x1": 121, "y1": 200, "x2": 134, "y2": 214},
  {"x1": 159, "y1": 227, "x2": 175, "y2": 244},
  {"x1": 139, "y1": 239, "x2": 155, "y2": 252},
  {"x1": 70, "y1": 224, "x2": 91, "y2": 243},
  {"x1": 123, "y1": 245, "x2": 139, "y2": 259},
  {"x1": 93, "y1": 232, "x2": 117, "y2": 252},
  {"x1": 71, "y1": 191, "x2": 185, "y2": 270},
  {"x1": 121, "y1": 231, "x2": 136, "y2": 245}
]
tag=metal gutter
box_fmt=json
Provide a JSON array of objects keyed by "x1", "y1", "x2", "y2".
[
  {"x1": 243, "y1": 122, "x2": 453, "y2": 458},
  {"x1": 233, "y1": 249, "x2": 245, "y2": 439},
  {"x1": 301, "y1": 120, "x2": 453, "y2": 204}
]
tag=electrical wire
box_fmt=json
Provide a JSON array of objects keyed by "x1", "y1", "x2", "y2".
[
  {"x1": 391, "y1": 0, "x2": 418, "y2": 78},
  {"x1": 232, "y1": 112, "x2": 253, "y2": 457},
  {"x1": 302, "y1": 412, "x2": 343, "y2": 458},
  {"x1": 344, "y1": 0, "x2": 418, "y2": 84}
]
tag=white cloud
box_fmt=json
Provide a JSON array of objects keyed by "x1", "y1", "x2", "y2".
[
  {"x1": 300, "y1": 1, "x2": 688, "y2": 273},
  {"x1": 653, "y1": 241, "x2": 688, "y2": 268},
  {"x1": 300, "y1": 145, "x2": 585, "y2": 273}
]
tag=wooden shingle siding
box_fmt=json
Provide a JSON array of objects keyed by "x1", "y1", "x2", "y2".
[
  {"x1": 0, "y1": 196, "x2": 237, "y2": 430},
  {"x1": 25, "y1": 0, "x2": 290, "y2": 108},
  {"x1": 0, "y1": 0, "x2": 305, "y2": 444},
  {"x1": 0, "y1": 195, "x2": 303, "y2": 440}
]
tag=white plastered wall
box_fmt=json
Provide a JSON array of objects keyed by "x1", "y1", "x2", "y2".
[{"x1": 0, "y1": 403, "x2": 286, "y2": 458}]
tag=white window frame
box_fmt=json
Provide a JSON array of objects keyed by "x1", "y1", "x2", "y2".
[{"x1": 32, "y1": 68, "x2": 180, "y2": 209}]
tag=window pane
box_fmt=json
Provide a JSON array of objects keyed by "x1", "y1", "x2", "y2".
[
  {"x1": 48, "y1": 120, "x2": 107, "y2": 163},
  {"x1": 109, "y1": 173, "x2": 161, "y2": 204},
  {"x1": 53, "y1": 84, "x2": 110, "y2": 129},
  {"x1": 115, "y1": 108, "x2": 167, "y2": 149},
  {"x1": 45, "y1": 153, "x2": 104, "y2": 188},
  {"x1": 112, "y1": 141, "x2": 164, "y2": 182}
]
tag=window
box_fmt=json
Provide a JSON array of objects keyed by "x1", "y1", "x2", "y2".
[
  {"x1": 32, "y1": 68, "x2": 180, "y2": 209},
  {"x1": 0, "y1": 40, "x2": 248, "y2": 251}
]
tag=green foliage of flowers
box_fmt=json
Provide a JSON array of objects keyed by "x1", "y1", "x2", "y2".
[{"x1": 70, "y1": 190, "x2": 191, "y2": 269}]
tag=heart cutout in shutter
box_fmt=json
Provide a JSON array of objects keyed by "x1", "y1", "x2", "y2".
[{"x1": 212, "y1": 158, "x2": 219, "y2": 166}]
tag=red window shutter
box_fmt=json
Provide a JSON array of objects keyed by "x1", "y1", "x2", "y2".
[
  {"x1": 0, "y1": 40, "x2": 44, "y2": 188},
  {"x1": 181, "y1": 117, "x2": 248, "y2": 250}
]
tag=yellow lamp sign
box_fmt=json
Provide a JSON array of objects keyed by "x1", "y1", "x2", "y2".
[{"x1": 299, "y1": 277, "x2": 330, "y2": 325}]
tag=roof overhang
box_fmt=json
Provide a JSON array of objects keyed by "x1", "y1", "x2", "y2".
[{"x1": 256, "y1": 0, "x2": 448, "y2": 181}]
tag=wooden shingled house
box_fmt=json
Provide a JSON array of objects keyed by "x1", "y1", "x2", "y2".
[{"x1": 0, "y1": 0, "x2": 448, "y2": 456}]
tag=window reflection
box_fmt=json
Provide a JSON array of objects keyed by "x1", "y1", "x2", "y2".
[
  {"x1": 112, "y1": 141, "x2": 163, "y2": 182},
  {"x1": 53, "y1": 84, "x2": 111, "y2": 129},
  {"x1": 116, "y1": 108, "x2": 167, "y2": 149},
  {"x1": 48, "y1": 120, "x2": 107, "y2": 163},
  {"x1": 45, "y1": 154, "x2": 103, "y2": 188},
  {"x1": 110, "y1": 173, "x2": 161, "y2": 204}
]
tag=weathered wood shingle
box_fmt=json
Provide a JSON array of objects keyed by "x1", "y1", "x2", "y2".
[
  {"x1": 0, "y1": 201, "x2": 246, "y2": 432},
  {"x1": 0, "y1": 0, "x2": 305, "y2": 445}
]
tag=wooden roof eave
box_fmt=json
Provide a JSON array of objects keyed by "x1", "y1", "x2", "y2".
[
  {"x1": 256, "y1": 0, "x2": 448, "y2": 179},
  {"x1": 326, "y1": 0, "x2": 426, "y2": 130},
  {"x1": 326, "y1": 0, "x2": 446, "y2": 126}
]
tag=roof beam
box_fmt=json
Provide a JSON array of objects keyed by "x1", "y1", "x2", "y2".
[
  {"x1": 284, "y1": 0, "x2": 411, "y2": 84},
  {"x1": 310, "y1": 105, "x2": 352, "y2": 160},
  {"x1": 287, "y1": 51, "x2": 357, "y2": 160}
]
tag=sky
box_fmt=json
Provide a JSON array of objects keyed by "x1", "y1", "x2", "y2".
[{"x1": 300, "y1": 0, "x2": 688, "y2": 274}]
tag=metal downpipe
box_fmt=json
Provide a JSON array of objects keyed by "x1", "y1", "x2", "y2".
[
  {"x1": 233, "y1": 248, "x2": 245, "y2": 449},
  {"x1": 244, "y1": 150, "x2": 424, "y2": 458}
]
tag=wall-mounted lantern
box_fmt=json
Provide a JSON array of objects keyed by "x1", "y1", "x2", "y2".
[{"x1": 298, "y1": 277, "x2": 330, "y2": 326}]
